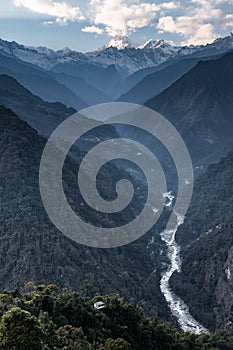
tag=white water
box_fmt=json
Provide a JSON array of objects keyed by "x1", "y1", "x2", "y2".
[{"x1": 160, "y1": 212, "x2": 209, "y2": 334}]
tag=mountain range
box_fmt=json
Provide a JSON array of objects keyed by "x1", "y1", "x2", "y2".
[
  {"x1": 1, "y1": 35, "x2": 233, "y2": 105},
  {"x1": 1, "y1": 35, "x2": 233, "y2": 76},
  {"x1": 0, "y1": 33, "x2": 233, "y2": 336}
]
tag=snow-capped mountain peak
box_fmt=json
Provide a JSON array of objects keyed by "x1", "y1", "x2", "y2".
[
  {"x1": 139, "y1": 39, "x2": 169, "y2": 50},
  {"x1": 0, "y1": 35, "x2": 233, "y2": 76},
  {"x1": 102, "y1": 36, "x2": 138, "y2": 50}
]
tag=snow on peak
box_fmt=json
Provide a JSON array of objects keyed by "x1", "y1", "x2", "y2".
[
  {"x1": 102, "y1": 36, "x2": 137, "y2": 50},
  {"x1": 101, "y1": 36, "x2": 171, "y2": 51},
  {"x1": 1, "y1": 34, "x2": 233, "y2": 76},
  {"x1": 139, "y1": 39, "x2": 168, "y2": 50}
]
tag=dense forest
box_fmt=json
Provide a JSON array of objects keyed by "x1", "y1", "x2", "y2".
[
  {"x1": 0, "y1": 103, "x2": 172, "y2": 322},
  {"x1": 0, "y1": 283, "x2": 233, "y2": 350},
  {"x1": 171, "y1": 152, "x2": 233, "y2": 331}
]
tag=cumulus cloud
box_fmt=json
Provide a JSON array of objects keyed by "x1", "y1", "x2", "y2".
[
  {"x1": 13, "y1": 0, "x2": 85, "y2": 22},
  {"x1": 12, "y1": 0, "x2": 233, "y2": 45},
  {"x1": 183, "y1": 24, "x2": 216, "y2": 46},
  {"x1": 82, "y1": 26, "x2": 104, "y2": 35},
  {"x1": 157, "y1": 0, "x2": 223, "y2": 45},
  {"x1": 88, "y1": 0, "x2": 179, "y2": 36},
  {"x1": 158, "y1": 16, "x2": 216, "y2": 45},
  {"x1": 12, "y1": 0, "x2": 178, "y2": 36},
  {"x1": 160, "y1": 2, "x2": 180, "y2": 9}
]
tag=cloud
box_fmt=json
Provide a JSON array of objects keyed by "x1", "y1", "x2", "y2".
[
  {"x1": 160, "y1": 2, "x2": 180, "y2": 9},
  {"x1": 12, "y1": 0, "x2": 233, "y2": 45},
  {"x1": 158, "y1": 16, "x2": 216, "y2": 45},
  {"x1": 12, "y1": 0, "x2": 178, "y2": 36},
  {"x1": 157, "y1": 0, "x2": 223, "y2": 45},
  {"x1": 82, "y1": 25, "x2": 104, "y2": 34},
  {"x1": 13, "y1": 0, "x2": 85, "y2": 22},
  {"x1": 214, "y1": 0, "x2": 233, "y2": 3},
  {"x1": 43, "y1": 20, "x2": 54, "y2": 26},
  {"x1": 88, "y1": 0, "x2": 179, "y2": 36},
  {"x1": 183, "y1": 24, "x2": 216, "y2": 46},
  {"x1": 56, "y1": 17, "x2": 68, "y2": 26},
  {"x1": 225, "y1": 14, "x2": 233, "y2": 29}
]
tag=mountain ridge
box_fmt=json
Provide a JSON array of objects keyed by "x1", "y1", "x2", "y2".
[
  {"x1": 0, "y1": 74, "x2": 75, "y2": 137},
  {"x1": 146, "y1": 51, "x2": 233, "y2": 166},
  {"x1": 117, "y1": 54, "x2": 223, "y2": 104},
  {"x1": 1, "y1": 34, "x2": 233, "y2": 75}
]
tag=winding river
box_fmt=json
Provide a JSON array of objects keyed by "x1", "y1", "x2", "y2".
[{"x1": 160, "y1": 211, "x2": 209, "y2": 334}]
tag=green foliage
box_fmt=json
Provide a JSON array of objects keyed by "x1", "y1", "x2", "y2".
[
  {"x1": 0, "y1": 284, "x2": 231, "y2": 350},
  {"x1": 97, "y1": 338, "x2": 131, "y2": 350},
  {"x1": 57, "y1": 325, "x2": 92, "y2": 350},
  {"x1": 39, "y1": 311, "x2": 59, "y2": 349},
  {"x1": 0, "y1": 307, "x2": 43, "y2": 350}
]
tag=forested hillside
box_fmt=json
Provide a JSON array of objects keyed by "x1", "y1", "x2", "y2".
[
  {"x1": 0, "y1": 104, "x2": 171, "y2": 322},
  {"x1": 171, "y1": 152, "x2": 233, "y2": 331},
  {"x1": 0, "y1": 283, "x2": 233, "y2": 350}
]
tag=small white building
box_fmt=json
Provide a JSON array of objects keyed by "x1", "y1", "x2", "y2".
[{"x1": 94, "y1": 301, "x2": 105, "y2": 310}]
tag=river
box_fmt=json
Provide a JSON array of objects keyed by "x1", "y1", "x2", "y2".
[{"x1": 160, "y1": 211, "x2": 209, "y2": 334}]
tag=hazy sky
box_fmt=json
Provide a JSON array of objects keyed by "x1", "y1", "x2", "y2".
[{"x1": 0, "y1": 0, "x2": 232, "y2": 51}]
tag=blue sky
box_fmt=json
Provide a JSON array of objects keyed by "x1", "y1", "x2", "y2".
[{"x1": 0, "y1": 0, "x2": 232, "y2": 51}]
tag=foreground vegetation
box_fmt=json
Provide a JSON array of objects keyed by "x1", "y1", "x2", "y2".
[{"x1": 0, "y1": 283, "x2": 233, "y2": 350}]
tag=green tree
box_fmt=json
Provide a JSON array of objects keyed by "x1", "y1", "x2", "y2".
[
  {"x1": 57, "y1": 325, "x2": 93, "y2": 350},
  {"x1": 39, "y1": 311, "x2": 59, "y2": 349},
  {"x1": 97, "y1": 338, "x2": 131, "y2": 350},
  {"x1": 0, "y1": 307, "x2": 43, "y2": 350}
]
